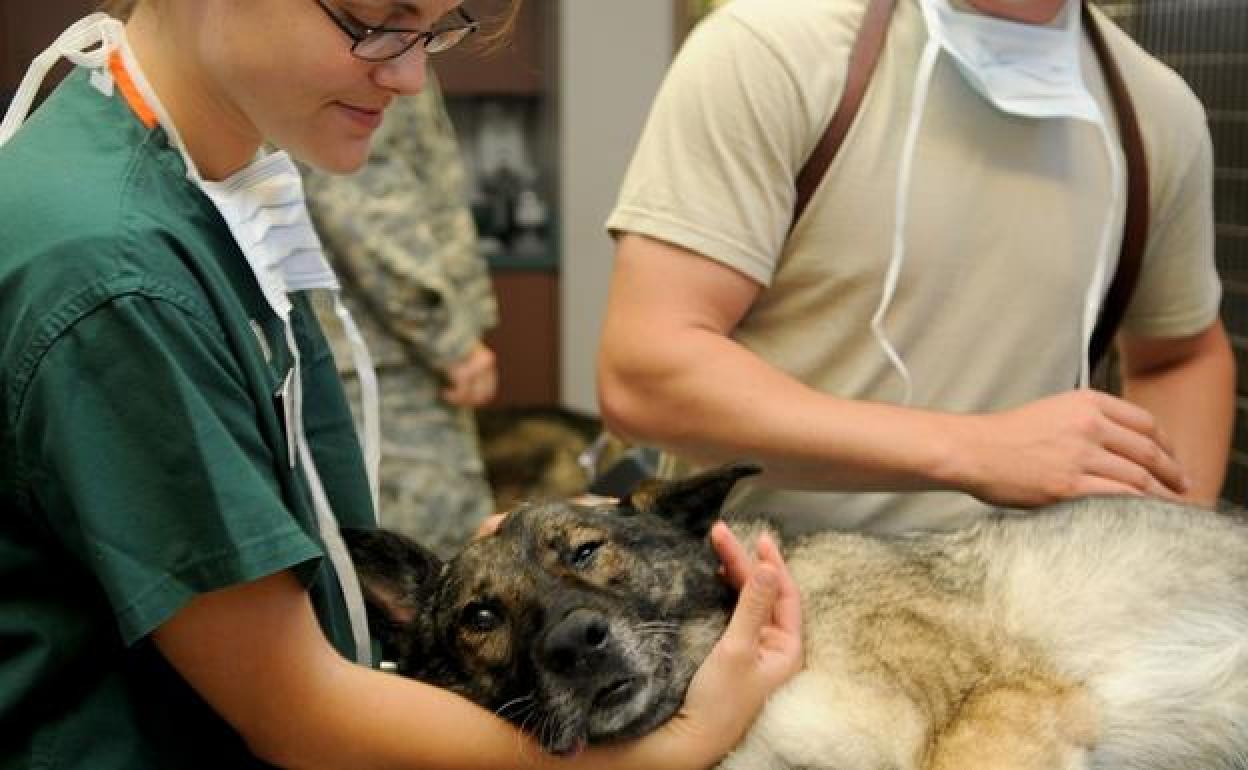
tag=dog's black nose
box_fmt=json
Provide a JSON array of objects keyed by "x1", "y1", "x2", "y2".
[{"x1": 541, "y1": 608, "x2": 611, "y2": 674}]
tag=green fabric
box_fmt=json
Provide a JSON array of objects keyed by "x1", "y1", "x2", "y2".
[{"x1": 0, "y1": 69, "x2": 375, "y2": 769}]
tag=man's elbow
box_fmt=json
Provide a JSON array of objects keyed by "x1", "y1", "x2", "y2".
[
  {"x1": 597, "y1": 321, "x2": 706, "y2": 447},
  {"x1": 597, "y1": 360, "x2": 654, "y2": 446}
]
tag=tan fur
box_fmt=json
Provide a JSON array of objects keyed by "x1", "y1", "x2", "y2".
[
  {"x1": 350, "y1": 469, "x2": 1248, "y2": 769},
  {"x1": 718, "y1": 497, "x2": 1248, "y2": 770}
]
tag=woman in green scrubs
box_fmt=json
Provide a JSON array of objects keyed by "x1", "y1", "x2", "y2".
[{"x1": 0, "y1": 2, "x2": 801, "y2": 768}]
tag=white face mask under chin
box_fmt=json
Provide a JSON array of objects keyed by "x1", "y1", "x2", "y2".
[
  {"x1": 198, "y1": 154, "x2": 383, "y2": 512},
  {"x1": 1, "y1": 13, "x2": 380, "y2": 664},
  {"x1": 875, "y1": 0, "x2": 1123, "y2": 404}
]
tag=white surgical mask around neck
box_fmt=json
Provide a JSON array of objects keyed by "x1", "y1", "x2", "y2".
[{"x1": 869, "y1": 0, "x2": 1122, "y2": 404}]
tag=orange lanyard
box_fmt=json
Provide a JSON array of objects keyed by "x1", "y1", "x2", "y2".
[{"x1": 108, "y1": 50, "x2": 157, "y2": 129}]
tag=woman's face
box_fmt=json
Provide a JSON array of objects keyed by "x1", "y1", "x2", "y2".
[{"x1": 183, "y1": 0, "x2": 461, "y2": 173}]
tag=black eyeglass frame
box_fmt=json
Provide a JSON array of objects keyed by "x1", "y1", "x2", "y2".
[{"x1": 315, "y1": 1, "x2": 479, "y2": 62}]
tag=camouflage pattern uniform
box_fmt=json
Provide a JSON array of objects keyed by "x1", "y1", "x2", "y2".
[{"x1": 302, "y1": 75, "x2": 498, "y2": 558}]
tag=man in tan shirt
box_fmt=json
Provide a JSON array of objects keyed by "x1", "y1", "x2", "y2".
[{"x1": 601, "y1": 0, "x2": 1234, "y2": 534}]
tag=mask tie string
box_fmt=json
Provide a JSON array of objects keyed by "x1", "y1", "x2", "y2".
[
  {"x1": 283, "y1": 322, "x2": 375, "y2": 666},
  {"x1": 1078, "y1": 116, "x2": 1125, "y2": 388},
  {"x1": 872, "y1": 37, "x2": 941, "y2": 407},
  {"x1": 0, "y1": 13, "x2": 121, "y2": 145},
  {"x1": 333, "y1": 293, "x2": 382, "y2": 521}
]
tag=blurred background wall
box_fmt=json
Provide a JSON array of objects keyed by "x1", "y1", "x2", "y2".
[
  {"x1": 2, "y1": 0, "x2": 1243, "y2": 504},
  {"x1": 1097, "y1": 0, "x2": 1246, "y2": 504}
]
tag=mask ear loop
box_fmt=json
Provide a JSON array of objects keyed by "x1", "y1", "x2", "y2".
[
  {"x1": 872, "y1": 37, "x2": 942, "y2": 407},
  {"x1": 0, "y1": 13, "x2": 121, "y2": 145}
]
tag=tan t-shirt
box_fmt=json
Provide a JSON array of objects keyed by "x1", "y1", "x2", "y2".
[{"x1": 607, "y1": 0, "x2": 1221, "y2": 534}]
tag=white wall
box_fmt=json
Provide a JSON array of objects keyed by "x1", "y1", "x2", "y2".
[{"x1": 558, "y1": 1, "x2": 675, "y2": 415}]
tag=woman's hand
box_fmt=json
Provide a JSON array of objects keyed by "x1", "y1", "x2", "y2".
[
  {"x1": 638, "y1": 522, "x2": 803, "y2": 769},
  {"x1": 441, "y1": 341, "x2": 497, "y2": 407}
]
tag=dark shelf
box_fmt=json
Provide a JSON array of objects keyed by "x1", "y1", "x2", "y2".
[
  {"x1": 486, "y1": 251, "x2": 559, "y2": 272},
  {"x1": 434, "y1": 0, "x2": 547, "y2": 97}
]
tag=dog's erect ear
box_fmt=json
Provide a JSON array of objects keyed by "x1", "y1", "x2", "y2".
[
  {"x1": 343, "y1": 528, "x2": 443, "y2": 658},
  {"x1": 623, "y1": 462, "x2": 762, "y2": 537}
]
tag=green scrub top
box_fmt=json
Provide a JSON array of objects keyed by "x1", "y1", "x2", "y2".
[{"x1": 0, "y1": 69, "x2": 376, "y2": 769}]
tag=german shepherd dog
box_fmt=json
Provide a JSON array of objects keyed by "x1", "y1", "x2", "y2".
[{"x1": 345, "y1": 464, "x2": 1248, "y2": 769}]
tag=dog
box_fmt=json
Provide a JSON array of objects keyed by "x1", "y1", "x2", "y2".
[{"x1": 345, "y1": 463, "x2": 1248, "y2": 769}]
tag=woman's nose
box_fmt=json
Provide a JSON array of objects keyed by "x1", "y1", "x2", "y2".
[{"x1": 373, "y1": 46, "x2": 428, "y2": 95}]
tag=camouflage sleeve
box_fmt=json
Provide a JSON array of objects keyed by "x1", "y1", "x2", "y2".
[{"x1": 303, "y1": 75, "x2": 499, "y2": 369}]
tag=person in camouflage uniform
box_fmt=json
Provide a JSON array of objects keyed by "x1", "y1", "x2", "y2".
[{"x1": 302, "y1": 74, "x2": 498, "y2": 559}]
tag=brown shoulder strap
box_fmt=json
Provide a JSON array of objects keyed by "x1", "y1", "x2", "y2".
[
  {"x1": 790, "y1": 0, "x2": 1148, "y2": 373},
  {"x1": 791, "y1": 0, "x2": 898, "y2": 230},
  {"x1": 1083, "y1": 2, "x2": 1149, "y2": 370}
]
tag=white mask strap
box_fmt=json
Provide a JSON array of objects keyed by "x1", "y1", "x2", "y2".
[
  {"x1": 0, "y1": 13, "x2": 122, "y2": 145},
  {"x1": 872, "y1": 38, "x2": 942, "y2": 406},
  {"x1": 332, "y1": 294, "x2": 382, "y2": 522},
  {"x1": 1078, "y1": 116, "x2": 1125, "y2": 387},
  {"x1": 282, "y1": 323, "x2": 374, "y2": 666}
]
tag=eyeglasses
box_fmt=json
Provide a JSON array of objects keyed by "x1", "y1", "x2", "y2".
[{"x1": 315, "y1": 1, "x2": 479, "y2": 62}]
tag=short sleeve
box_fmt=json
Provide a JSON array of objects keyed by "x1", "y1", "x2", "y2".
[
  {"x1": 1122, "y1": 71, "x2": 1222, "y2": 338},
  {"x1": 607, "y1": 8, "x2": 822, "y2": 285},
  {"x1": 15, "y1": 290, "x2": 322, "y2": 645}
]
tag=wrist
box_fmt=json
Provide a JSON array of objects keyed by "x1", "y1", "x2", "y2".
[
  {"x1": 640, "y1": 715, "x2": 726, "y2": 770},
  {"x1": 576, "y1": 724, "x2": 716, "y2": 770},
  {"x1": 919, "y1": 411, "x2": 983, "y2": 495}
]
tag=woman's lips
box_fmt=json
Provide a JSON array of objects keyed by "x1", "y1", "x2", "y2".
[{"x1": 338, "y1": 102, "x2": 384, "y2": 131}]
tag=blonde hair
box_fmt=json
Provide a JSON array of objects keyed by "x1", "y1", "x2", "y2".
[
  {"x1": 471, "y1": 1, "x2": 526, "y2": 53},
  {"x1": 95, "y1": 1, "x2": 523, "y2": 44}
]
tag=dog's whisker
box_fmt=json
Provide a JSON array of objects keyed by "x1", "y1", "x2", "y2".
[
  {"x1": 638, "y1": 627, "x2": 679, "y2": 638},
  {"x1": 538, "y1": 713, "x2": 560, "y2": 755},
  {"x1": 635, "y1": 621, "x2": 679, "y2": 631},
  {"x1": 516, "y1": 710, "x2": 539, "y2": 756},
  {"x1": 495, "y1": 693, "x2": 537, "y2": 719}
]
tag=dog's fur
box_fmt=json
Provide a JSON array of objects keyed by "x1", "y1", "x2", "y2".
[{"x1": 346, "y1": 464, "x2": 1248, "y2": 769}]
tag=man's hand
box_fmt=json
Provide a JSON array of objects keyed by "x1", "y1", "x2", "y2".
[
  {"x1": 441, "y1": 342, "x2": 497, "y2": 408},
  {"x1": 952, "y1": 389, "x2": 1190, "y2": 507}
]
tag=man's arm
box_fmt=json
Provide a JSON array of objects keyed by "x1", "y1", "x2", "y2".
[
  {"x1": 598, "y1": 233, "x2": 1189, "y2": 507},
  {"x1": 1118, "y1": 319, "x2": 1236, "y2": 506}
]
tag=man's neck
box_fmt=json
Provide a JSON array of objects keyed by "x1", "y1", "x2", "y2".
[{"x1": 957, "y1": 0, "x2": 1070, "y2": 24}]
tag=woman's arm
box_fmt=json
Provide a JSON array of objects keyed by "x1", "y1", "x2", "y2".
[{"x1": 152, "y1": 524, "x2": 800, "y2": 770}]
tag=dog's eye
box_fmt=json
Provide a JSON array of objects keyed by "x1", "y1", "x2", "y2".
[
  {"x1": 459, "y1": 602, "x2": 502, "y2": 633},
  {"x1": 569, "y1": 540, "x2": 604, "y2": 569}
]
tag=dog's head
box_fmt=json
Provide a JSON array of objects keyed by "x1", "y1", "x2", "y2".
[{"x1": 345, "y1": 462, "x2": 761, "y2": 755}]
